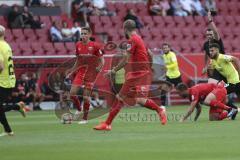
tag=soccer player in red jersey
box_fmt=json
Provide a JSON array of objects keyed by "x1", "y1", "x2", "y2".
[
  {"x1": 176, "y1": 82, "x2": 238, "y2": 122},
  {"x1": 66, "y1": 27, "x2": 104, "y2": 124},
  {"x1": 94, "y1": 20, "x2": 167, "y2": 131}
]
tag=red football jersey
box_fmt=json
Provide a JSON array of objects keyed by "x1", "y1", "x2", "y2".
[
  {"x1": 188, "y1": 83, "x2": 217, "y2": 102},
  {"x1": 75, "y1": 41, "x2": 103, "y2": 81},
  {"x1": 126, "y1": 34, "x2": 151, "y2": 78}
]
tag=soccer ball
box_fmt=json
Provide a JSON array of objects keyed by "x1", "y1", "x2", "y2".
[{"x1": 61, "y1": 113, "x2": 73, "y2": 124}]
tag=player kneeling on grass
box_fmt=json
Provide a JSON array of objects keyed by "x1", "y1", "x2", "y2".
[
  {"x1": 176, "y1": 82, "x2": 238, "y2": 122},
  {"x1": 93, "y1": 20, "x2": 167, "y2": 131}
]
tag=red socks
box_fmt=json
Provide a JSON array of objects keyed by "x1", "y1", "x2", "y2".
[
  {"x1": 218, "y1": 112, "x2": 228, "y2": 120},
  {"x1": 144, "y1": 99, "x2": 162, "y2": 113},
  {"x1": 209, "y1": 100, "x2": 231, "y2": 111},
  {"x1": 83, "y1": 101, "x2": 90, "y2": 120},
  {"x1": 106, "y1": 99, "x2": 123, "y2": 125},
  {"x1": 70, "y1": 95, "x2": 81, "y2": 111}
]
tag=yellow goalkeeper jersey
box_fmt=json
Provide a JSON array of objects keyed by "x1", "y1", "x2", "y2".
[
  {"x1": 210, "y1": 54, "x2": 240, "y2": 84},
  {"x1": 162, "y1": 51, "x2": 181, "y2": 79},
  {"x1": 0, "y1": 39, "x2": 16, "y2": 88}
]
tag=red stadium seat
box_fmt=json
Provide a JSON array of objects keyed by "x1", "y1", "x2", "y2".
[
  {"x1": 232, "y1": 40, "x2": 240, "y2": 52},
  {"x1": 194, "y1": 16, "x2": 206, "y2": 28},
  {"x1": 19, "y1": 43, "x2": 33, "y2": 56},
  {"x1": 223, "y1": 41, "x2": 233, "y2": 53},
  {"x1": 50, "y1": 16, "x2": 61, "y2": 22},
  {"x1": 190, "y1": 41, "x2": 202, "y2": 53},
  {"x1": 171, "y1": 28, "x2": 184, "y2": 41},
  {"x1": 181, "y1": 28, "x2": 194, "y2": 41},
  {"x1": 0, "y1": 16, "x2": 7, "y2": 27},
  {"x1": 162, "y1": 16, "x2": 175, "y2": 28},
  {"x1": 53, "y1": 43, "x2": 67, "y2": 55},
  {"x1": 89, "y1": 16, "x2": 99, "y2": 24},
  {"x1": 100, "y1": 16, "x2": 113, "y2": 28},
  {"x1": 224, "y1": 16, "x2": 236, "y2": 27},
  {"x1": 173, "y1": 16, "x2": 186, "y2": 28},
  {"x1": 232, "y1": 28, "x2": 240, "y2": 40},
  {"x1": 180, "y1": 41, "x2": 191, "y2": 54},
  {"x1": 221, "y1": 28, "x2": 234, "y2": 41},
  {"x1": 125, "y1": 3, "x2": 137, "y2": 11},
  {"x1": 9, "y1": 42, "x2": 21, "y2": 56},
  {"x1": 184, "y1": 16, "x2": 195, "y2": 28},
  {"x1": 31, "y1": 42, "x2": 44, "y2": 54},
  {"x1": 141, "y1": 16, "x2": 154, "y2": 28},
  {"x1": 65, "y1": 42, "x2": 75, "y2": 55},
  {"x1": 23, "y1": 29, "x2": 37, "y2": 42},
  {"x1": 160, "y1": 28, "x2": 172, "y2": 41},
  {"x1": 106, "y1": 2, "x2": 116, "y2": 12},
  {"x1": 42, "y1": 42, "x2": 55, "y2": 55}
]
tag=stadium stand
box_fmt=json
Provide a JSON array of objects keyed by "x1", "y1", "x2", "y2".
[{"x1": 0, "y1": 0, "x2": 240, "y2": 106}]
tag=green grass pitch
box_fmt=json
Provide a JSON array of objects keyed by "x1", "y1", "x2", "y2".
[{"x1": 1, "y1": 106, "x2": 240, "y2": 160}]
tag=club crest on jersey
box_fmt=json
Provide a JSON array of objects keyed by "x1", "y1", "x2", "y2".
[
  {"x1": 88, "y1": 47, "x2": 94, "y2": 51},
  {"x1": 126, "y1": 44, "x2": 132, "y2": 51}
]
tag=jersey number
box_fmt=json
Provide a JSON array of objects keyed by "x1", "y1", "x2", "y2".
[{"x1": 8, "y1": 56, "x2": 14, "y2": 76}]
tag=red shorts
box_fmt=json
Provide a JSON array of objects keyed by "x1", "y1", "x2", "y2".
[
  {"x1": 72, "y1": 70, "x2": 97, "y2": 90},
  {"x1": 209, "y1": 85, "x2": 227, "y2": 114},
  {"x1": 211, "y1": 85, "x2": 227, "y2": 102},
  {"x1": 119, "y1": 71, "x2": 152, "y2": 106}
]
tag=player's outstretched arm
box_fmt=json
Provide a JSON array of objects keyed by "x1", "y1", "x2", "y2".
[
  {"x1": 180, "y1": 100, "x2": 198, "y2": 122},
  {"x1": 105, "y1": 51, "x2": 130, "y2": 78},
  {"x1": 194, "y1": 103, "x2": 202, "y2": 121},
  {"x1": 231, "y1": 56, "x2": 240, "y2": 77},
  {"x1": 113, "y1": 51, "x2": 130, "y2": 72},
  {"x1": 208, "y1": 10, "x2": 220, "y2": 40}
]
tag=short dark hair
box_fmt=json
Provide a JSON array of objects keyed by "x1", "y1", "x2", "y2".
[
  {"x1": 206, "y1": 28, "x2": 213, "y2": 32},
  {"x1": 81, "y1": 27, "x2": 92, "y2": 33},
  {"x1": 176, "y1": 83, "x2": 188, "y2": 91},
  {"x1": 123, "y1": 19, "x2": 136, "y2": 32},
  {"x1": 162, "y1": 42, "x2": 171, "y2": 47},
  {"x1": 209, "y1": 43, "x2": 220, "y2": 49}
]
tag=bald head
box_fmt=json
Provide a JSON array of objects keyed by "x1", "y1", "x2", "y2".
[
  {"x1": 123, "y1": 19, "x2": 136, "y2": 32},
  {"x1": 0, "y1": 25, "x2": 5, "y2": 38}
]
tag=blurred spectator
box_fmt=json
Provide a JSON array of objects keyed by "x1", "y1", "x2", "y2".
[
  {"x1": 124, "y1": 9, "x2": 143, "y2": 29},
  {"x1": 40, "y1": 0, "x2": 55, "y2": 7},
  {"x1": 192, "y1": 0, "x2": 207, "y2": 16},
  {"x1": 159, "y1": 0, "x2": 172, "y2": 16},
  {"x1": 71, "y1": 0, "x2": 91, "y2": 27},
  {"x1": 91, "y1": 0, "x2": 115, "y2": 16},
  {"x1": 25, "y1": 0, "x2": 41, "y2": 6},
  {"x1": 71, "y1": 21, "x2": 81, "y2": 41},
  {"x1": 179, "y1": 0, "x2": 194, "y2": 15},
  {"x1": 170, "y1": 0, "x2": 188, "y2": 16},
  {"x1": 22, "y1": 6, "x2": 45, "y2": 29},
  {"x1": 7, "y1": 5, "x2": 24, "y2": 28},
  {"x1": 12, "y1": 73, "x2": 44, "y2": 110},
  {"x1": 61, "y1": 21, "x2": 74, "y2": 39},
  {"x1": 50, "y1": 21, "x2": 72, "y2": 42},
  {"x1": 148, "y1": 0, "x2": 164, "y2": 16},
  {"x1": 204, "y1": 0, "x2": 217, "y2": 13}
]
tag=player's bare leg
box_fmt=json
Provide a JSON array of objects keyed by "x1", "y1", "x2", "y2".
[
  {"x1": 209, "y1": 112, "x2": 228, "y2": 121},
  {"x1": 70, "y1": 85, "x2": 82, "y2": 113},
  {"x1": 204, "y1": 93, "x2": 238, "y2": 118},
  {"x1": 136, "y1": 98, "x2": 167, "y2": 125},
  {"x1": 93, "y1": 95, "x2": 123, "y2": 131},
  {"x1": 78, "y1": 88, "x2": 91, "y2": 124}
]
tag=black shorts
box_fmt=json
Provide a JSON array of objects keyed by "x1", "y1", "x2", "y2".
[
  {"x1": 166, "y1": 75, "x2": 182, "y2": 87},
  {"x1": 209, "y1": 69, "x2": 227, "y2": 82},
  {"x1": 0, "y1": 87, "x2": 13, "y2": 104},
  {"x1": 226, "y1": 83, "x2": 240, "y2": 96}
]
